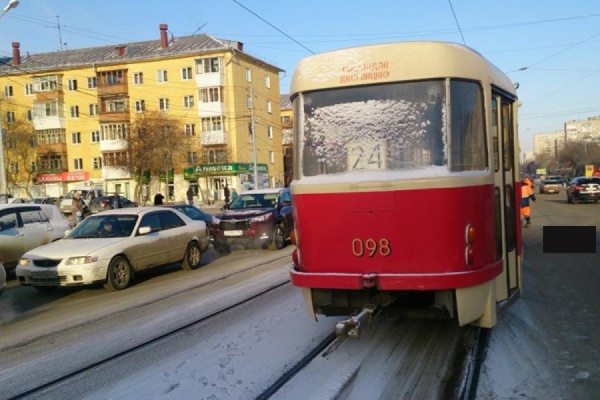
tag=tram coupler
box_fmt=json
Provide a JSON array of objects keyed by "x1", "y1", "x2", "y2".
[{"x1": 335, "y1": 304, "x2": 376, "y2": 339}]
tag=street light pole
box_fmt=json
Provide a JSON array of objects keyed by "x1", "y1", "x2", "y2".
[
  {"x1": 250, "y1": 84, "x2": 259, "y2": 189},
  {"x1": 0, "y1": 0, "x2": 19, "y2": 202}
]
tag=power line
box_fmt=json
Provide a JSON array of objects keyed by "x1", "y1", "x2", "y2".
[
  {"x1": 231, "y1": 0, "x2": 315, "y2": 55},
  {"x1": 447, "y1": 0, "x2": 466, "y2": 46}
]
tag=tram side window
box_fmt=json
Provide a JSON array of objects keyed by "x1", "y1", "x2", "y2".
[{"x1": 449, "y1": 80, "x2": 487, "y2": 172}]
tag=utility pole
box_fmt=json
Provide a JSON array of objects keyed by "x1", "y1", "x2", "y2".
[{"x1": 250, "y1": 84, "x2": 259, "y2": 189}]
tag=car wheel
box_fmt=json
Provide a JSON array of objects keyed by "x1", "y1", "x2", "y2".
[
  {"x1": 104, "y1": 256, "x2": 132, "y2": 291},
  {"x1": 34, "y1": 286, "x2": 57, "y2": 293},
  {"x1": 270, "y1": 224, "x2": 286, "y2": 250},
  {"x1": 181, "y1": 241, "x2": 202, "y2": 270}
]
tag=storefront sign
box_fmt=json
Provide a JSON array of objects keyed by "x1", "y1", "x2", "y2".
[{"x1": 36, "y1": 171, "x2": 90, "y2": 183}]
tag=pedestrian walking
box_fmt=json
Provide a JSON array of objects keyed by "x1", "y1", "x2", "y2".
[
  {"x1": 231, "y1": 188, "x2": 238, "y2": 202},
  {"x1": 111, "y1": 192, "x2": 123, "y2": 209},
  {"x1": 521, "y1": 178, "x2": 536, "y2": 228},
  {"x1": 72, "y1": 192, "x2": 84, "y2": 225},
  {"x1": 186, "y1": 186, "x2": 194, "y2": 205},
  {"x1": 224, "y1": 185, "x2": 230, "y2": 204},
  {"x1": 154, "y1": 192, "x2": 164, "y2": 205}
]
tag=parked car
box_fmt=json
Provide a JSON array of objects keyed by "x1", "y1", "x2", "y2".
[
  {"x1": 0, "y1": 252, "x2": 6, "y2": 296},
  {"x1": 211, "y1": 188, "x2": 293, "y2": 252},
  {"x1": 32, "y1": 197, "x2": 59, "y2": 205},
  {"x1": 539, "y1": 179, "x2": 562, "y2": 194},
  {"x1": 59, "y1": 186, "x2": 104, "y2": 215},
  {"x1": 0, "y1": 204, "x2": 71, "y2": 272},
  {"x1": 15, "y1": 207, "x2": 210, "y2": 292},
  {"x1": 8, "y1": 197, "x2": 32, "y2": 204},
  {"x1": 89, "y1": 195, "x2": 138, "y2": 213},
  {"x1": 162, "y1": 204, "x2": 214, "y2": 239},
  {"x1": 566, "y1": 176, "x2": 600, "y2": 204}
]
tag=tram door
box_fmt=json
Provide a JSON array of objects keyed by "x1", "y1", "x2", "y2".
[{"x1": 492, "y1": 92, "x2": 520, "y2": 302}]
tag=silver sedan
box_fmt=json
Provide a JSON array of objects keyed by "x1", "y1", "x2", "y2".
[{"x1": 16, "y1": 207, "x2": 210, "y2": 292}]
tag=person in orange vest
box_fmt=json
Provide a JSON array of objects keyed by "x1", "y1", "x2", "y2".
[{"x1": 521, "y1": 178, "x2": 536, "y2": 228}]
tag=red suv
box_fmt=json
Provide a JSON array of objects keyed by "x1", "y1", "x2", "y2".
[{"x1": 211, "y1": 188, "x2": 293, "y2": 252}]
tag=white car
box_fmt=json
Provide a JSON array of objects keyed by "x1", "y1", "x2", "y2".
[
  {"x1": 16, "y1": 207, "x2": 210, "y2": 292},
  {"x1": 0, "y1": 252, "x2": 6, "y2": 296},
  {"x1": 0, "y1": 204, "x2": 71, "y2": 272}
]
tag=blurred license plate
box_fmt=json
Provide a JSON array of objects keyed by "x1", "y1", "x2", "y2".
[
  {"x1": 32, "y1": 270, "x2": 57, "y2": 278},
  {"x1": 224, "y1": 230, "x2": 243, "y2": 236}
]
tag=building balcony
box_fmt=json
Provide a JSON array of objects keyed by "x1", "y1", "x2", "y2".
[
  {"x1": 102, "y1": 165, "x2": 131, "y2": 180},
  {"x1": 33, "y1": 115, "x2": 66, "y2": 130},
  {"x1": 99, "y1": 138, "x2": 128, "y2": 152},
  {"x1": 34, "y1": 90, "x2": 64, "y2": 103},
  {"x1": 36, "y1": 143, "x2": 68, "y2": 154},
  {"x1": 195, "y1": 71, "x2": 224, "y2": 87},
  {"x1": 198, "y1": 101, "x2": 225, "y2": 116},
  {"x1": 201, "y1": 130, "x2": 228, "y2": 146},
  {"x1": 35, "y1": 166, "x2": 68, "y2": 174},
  {"x1": 98, "y1": 111, "x2": 131, "y2": 123},
  {"x1": 97, "y1": 81, "x2": 128, "y2": 96}
]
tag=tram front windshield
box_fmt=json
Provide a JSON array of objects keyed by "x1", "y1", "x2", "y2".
[{"x1": 298, "y1": 79, "x2": 486, "y2": 179}]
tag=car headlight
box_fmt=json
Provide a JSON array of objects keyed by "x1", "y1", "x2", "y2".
[
  {"x1": 251, "y1": 213, "x2": 272, "y2": 223},
  {"x1": 65, "y1": 256, "x2": 98, "y2": 265},
  {"x1": 18, "y1": 258, "x2": 32, "y2": 267}
]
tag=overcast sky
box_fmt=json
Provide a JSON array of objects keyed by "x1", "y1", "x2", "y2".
[{"x1": 2, "y1": 0, "x2": 599, "y2": 153}]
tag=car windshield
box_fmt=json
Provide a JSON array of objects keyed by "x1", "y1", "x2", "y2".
[
  {"x1": 543, "y1": 180, "x2": 561, "y2": 184},
  {"x1": 228, "y1": 193, "x2": 278, "y2": 210},
  {"x1": 67, "y1": 214, "x2": 138, "y2": 238}
]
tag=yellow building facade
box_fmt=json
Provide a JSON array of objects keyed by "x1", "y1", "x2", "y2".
[{"x1": 0, "y1": 25, "x2": 283, "y2": 203}]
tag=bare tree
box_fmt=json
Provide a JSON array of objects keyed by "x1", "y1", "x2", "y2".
[
  {"x1": 2, "y1": 112, "x2": 36, "y2": 197},
  {"x1": 128, "y1": 110, "x2": 190, "y2": 203}
]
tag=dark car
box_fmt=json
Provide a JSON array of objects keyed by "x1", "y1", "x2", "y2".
[
  {"x1": 162, "y1": 204, "x2": 215, "y2": 240},
  {"x1": 211, "y1": 188, "x2": 293, "y2": 252},
  {"x1": 89, "y1": 195, "x2": 138, "y2": 213},
  {"x1": 566, "y1": 176, "x2": 600, "y2": 204},
  {"x1": 539, "y1": 179, "x2": 562, "y2": 194}
]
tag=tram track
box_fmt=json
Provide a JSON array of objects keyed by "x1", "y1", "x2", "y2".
[{"x1": 6, "y1": 281, "x2": 290, "y2": 400}]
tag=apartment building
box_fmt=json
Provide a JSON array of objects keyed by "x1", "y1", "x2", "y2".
[{"x1": 0, "y1": 24, "x2": 283, "y2": 203}]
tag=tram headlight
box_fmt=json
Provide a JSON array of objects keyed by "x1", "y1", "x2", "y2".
[
  {"x1": 465, "y1": 223, "x2": 475, "y2": 245},
  {"x1": 465, "y1": 245, "x2": 474, "y2": 265}
]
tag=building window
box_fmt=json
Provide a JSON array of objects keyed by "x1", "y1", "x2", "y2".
[
  {"x1": 245, "y1": 68, "x2": 252, "y2": 82},
  {"x1": 135, "y1": 100, "x2": 145, "y2": 113},
  {"x1": 157, "y1": 70, "x2": 168, "y2": 83},
  {"x1": 68, "y1": 79, "x2": 78, "y2": 91},
  {"x1": 183, "y1": 95, "x2": 194, "y2": 108},
  {"x1": 100, "y1": 123, "x2": 129, "y2": 140},
  {"x1": 25, "y1": 83, "x2": 34, "y2": 96},
  {"x1": 99, "y1": 70, "x2": 124, "y2": 85},
  {"x1": 265, "y1": 75, "x2": 271, "y2": 89},
  {"x1": 27, "y1": 109, "x2": 33, "y2": 121},
  {"x1": 87, "y1": 77, "x2": 97, "y2": 89},
  {"x1": 103, "y1": 98, "x2": 127, "y2": 112},
  {"x1": 159, "y1": 98, "x2": 169, "y2": 111},
  {"x1": 196, "y1": 57, "x2": 220, "y2": 74},
  {"x1": 70, "y1": 106, "x2": 79, "y2": 118},
  {"x1": 89, "y1": 104, "x2": 98, "y2": 116},
  {"x1": 246, "y1": 95, "x2": 252, "y2": 109},
  {"x1": 102, "y1": 150, "x2": 128, "y2": 167},
  {"x1": 6, "y1": 111, "x2": 15, "y2": 123},
  {"x1": 181, "y1": 67, "x2": 193, "y2": 80},
  {"x1": 36, "y1": 129, "x2": 66, "y2": 144},
  {"x1": 281, "y1": 115, "x2": 291, "y2": 123},
  {"x1": 267, "y1": 125, "x2": 273, "y2": 139},
  {"x1": 187, "y1": 152, "x2": 198, "y2": 164},
  {"x1": 269, "y1": 151, "x2": 275, "y2": 164},
  {"x1": 199, "y1": 87, "x2": 221, "y2": 103},
  {"x1": 266, "y1": 100, "x2": 272, "y2": 114},
  {"x1": 4, "y1": 85, "x2": 13, "y2": 97},
  {"x1": 90, "y1": 130, "x2": 100, "y2": 143},
  {"x1": 133, "y1": 72, "x2": 143, "y2": 85},
  {"x1": 184, "y1": 124, "x2": 196, "y2": 137},
  {"x1": 73, "y1": 158, "x2": 83, "y2": 170},
  {"x1": 30, "y1": 161, "x2": 37, "y2": 172},
  {"x1": 33, "y1": 102, "x2": 60, "y2": 117},
  {"x1": 71, "y1": 132, "x2": 81, "y2": 144},
  {"x1": 93, "y1": 157, "x2": 103, "y2": 169},
  {"x1": 8, "y1": 162, "x2": 18, "y2": 174},
  {"x1": 201, "y1": 117, "x2": 223, "y2": 132},
  {"x1": 33, "y1": 75, "x2": 59, "y2": 92}
]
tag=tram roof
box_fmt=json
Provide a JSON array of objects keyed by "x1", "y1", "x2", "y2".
[{"x1": 289, "y1": 41, "x2": 516, "y2": 98}]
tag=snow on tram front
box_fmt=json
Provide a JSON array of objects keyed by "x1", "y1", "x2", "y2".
[{"x1": 288, "y1": 41, "x2": 522, "y2": 338}]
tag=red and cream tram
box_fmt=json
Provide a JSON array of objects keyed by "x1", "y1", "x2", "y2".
[{"x1": 288, "y1": 42, "x2": 522, "y2": 335}]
